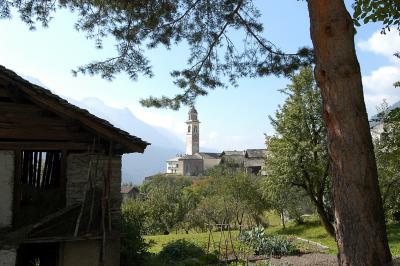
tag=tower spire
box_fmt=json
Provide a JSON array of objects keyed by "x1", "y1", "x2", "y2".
[{"x1": 186, "y1": 106, "x2": 200, "y2": 155}]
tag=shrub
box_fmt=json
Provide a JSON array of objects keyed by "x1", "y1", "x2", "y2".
[
  {"x1": 121, "y1": 199, "x2": 149, "y2": 265},
  {"x1": 158, "y1": 239, "x2": 218, "y2": 265},
  {"x1": 239, "y1": 226, "x2": 296, "y2": 256}
]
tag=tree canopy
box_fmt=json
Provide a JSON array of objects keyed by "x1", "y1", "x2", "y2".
[
  {"x1": 353, "y1": 0, "x2": 400, "y2": 33},
  {"x1": 264, "y1": 67, "x2": 334, "y2": 237},
  {"x1": 373, "y1": 103, "x2": 400, "y2": 222}
]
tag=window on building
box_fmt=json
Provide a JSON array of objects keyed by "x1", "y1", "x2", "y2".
[
  {"x1": 188, "y1": 125, "x2": 191, "y2": 133},
  {"x1": 21, "y1": 151, "x2": 62, "y2": 189},
  {"x1": 193, "y1": 126, "x2": 198, "y2": 133},
  {"x1": 15, "y1": 150, "x2": 65, "y2": 227}
]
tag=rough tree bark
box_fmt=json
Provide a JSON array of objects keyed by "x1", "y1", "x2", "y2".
[{"x1": 307, "y1": 1, "x2": 392, "y2": 265}]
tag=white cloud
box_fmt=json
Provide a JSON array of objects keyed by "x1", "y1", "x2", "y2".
[
  {"x1": 127, "y1": 105, "x2": 186, "y2": 141},
  {"x1": 358, "y1": 29, "x2": 400, "y2": 62},
  {"x1": 363, "y1": 66, "x2": 400, "y2": 114},
  {"x1": 363, "y1": 66, "x2": 400, "y2": 93},
  {"x1": 358, "y1": 28, "x2": 400, "y2": 115}
]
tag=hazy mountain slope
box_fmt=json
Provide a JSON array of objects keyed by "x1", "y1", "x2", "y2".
[{"x1": 69, "y1": 98, "x2": 184, "y2": 184}]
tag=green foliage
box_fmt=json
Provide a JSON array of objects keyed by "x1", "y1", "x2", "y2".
[
  {"x1": 373, "y1": 103, "x2": 400, "y2": 222},
  {"x1": 353, "y1": 0, "x2": 400, "y2": 33},
  {"x1": 239, "y1": 226, "x2": 296, "y2": 256},
  {"x1": 395, "y1": 53, "x2": 400, "y2": 88},
  {"x1": 263, "y1": 67, "x2": 334, "y2": 235},
  {"x1": 140, "y1": 175, "x2": 194, "y2": 234},
  {"x1": 121, "y1": 199, "x2": 149, "y2": 265},
  {"x1": 192, "y1": 165, "x2": 268, "y2": 228},
  {"x1": 158, "y1": 239, "x2": 218, "y2": 266},
  {"x1": 135, "y1": 165, "x2": 268, "y2": 235}
]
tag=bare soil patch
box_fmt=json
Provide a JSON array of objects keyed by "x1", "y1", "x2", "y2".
[{"x1": 251, "y1": 255, "x2": 400, "y2": 266}]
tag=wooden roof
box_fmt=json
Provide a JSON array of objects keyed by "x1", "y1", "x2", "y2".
[{"x1": 0, "y1": 65, "x2": 150, "y2": 154}]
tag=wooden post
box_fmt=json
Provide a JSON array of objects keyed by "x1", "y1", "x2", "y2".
[
  {"x1": 13, "y1": 149, "x2": 21, "y2": 228},
  {"x1": 60, "y1": 150, "x2": 67, "y2": 207}
]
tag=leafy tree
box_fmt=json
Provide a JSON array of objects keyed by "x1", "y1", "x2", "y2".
[
  {"x1": 373, "y1": 103, "x2": 400, "y2": 222},
  {"x1": 262, "y1": 174, "x2": 306, "y2": 229},
  {"x1": 121, "y1": 199, "x2": 149, "y2": 265},
  {"x1": 200, "y1": 164, "x2": 267, "y2": 227},
  {"x1": 353, "y1": 0, "x2": 400, "y2": 33},
  {"x1": 189, "y1": 195, "x2": 233, "y2": 227},
  {"x1": 264, "y1": 67, "x2": 334, "y2": 237},
  {"x1": 141, "y1": 175, "x2": 192, "y2": 234},
  {"x1": 1, "y1": 0, "x2": 393, "y2": 263},
  {"x1": 176, "y1": 187, "x2": 201, "y2": 233}
]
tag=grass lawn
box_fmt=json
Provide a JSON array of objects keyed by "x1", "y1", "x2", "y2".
[
  {"x1": 144, "y1": 216, "x2": 400, "y2": 257},
  {"x1": 145, "y1": 230, "x2": 240, "y2": 254}
]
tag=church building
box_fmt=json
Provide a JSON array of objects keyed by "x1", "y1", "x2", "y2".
[{"x1": 166, "y1": 107, "x2": 220, "y2": 176}]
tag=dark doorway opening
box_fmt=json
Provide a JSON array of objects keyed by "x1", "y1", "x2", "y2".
[{"x1": 16, "y1": 242, "x2": 59, "y2": 266}]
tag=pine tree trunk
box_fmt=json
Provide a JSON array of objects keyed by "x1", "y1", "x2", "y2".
[{"x1": 307, "y1": 1, "x2": 392, "y2": 264}]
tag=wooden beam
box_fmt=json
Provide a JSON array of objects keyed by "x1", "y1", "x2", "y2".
[
  {"x1": 0, "y1": 141, "x2": 98, "y2": 151},
  {"x1": 0, "y1": 87, "x2": 10, "y2": 97},
  {"x1": 1, "y1": 204, "x2": 81, "y2": 249},
  {"x1": 60, "y1": 150, "x2": 67, "y2": 207},
  {"x1": 0, "y1": 115, "x2": 75, "y2": 127},
  {"x1": 0, "y1": 126, "x2": 92, "y2": 141}
]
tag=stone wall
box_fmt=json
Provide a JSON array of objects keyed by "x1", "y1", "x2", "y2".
[
  {"x1": 182, "y1": 159, "x2": 203, "y2": 176},
  {"x1": 66, "y1": 153, "x2": 122, "y2": 229},
  {"x1": 203, "y1": 158, "x2": 221, "y2": 171},
  {"x1": 0, "y1": 150, "x2": 14, "y2": 229},
  {"x1": 0, "y1": 249, "x2": 17, "y2": 266}
]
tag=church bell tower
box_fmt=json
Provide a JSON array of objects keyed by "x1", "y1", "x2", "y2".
[{"x1": 186, "y1": 107, "x2": 200, "y2": 155}]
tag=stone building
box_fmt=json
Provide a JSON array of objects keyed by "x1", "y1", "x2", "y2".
[
  {"x1": 0, "y1": 65, "x2": 149, "y2": 266},
  {"x1": 244, "y1": 149, "x2": 267, "y2": 174},
  {"x1": 120, "y1": 185, "x2": 139, "y2": 202},
  {"x1": 220, "y1": 149, "x2": 267, "y2": 175}
]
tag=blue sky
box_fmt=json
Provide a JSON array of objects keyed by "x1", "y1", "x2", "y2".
[{"x1": 0, "y1": 0, "x2": 399, "y2": 151}]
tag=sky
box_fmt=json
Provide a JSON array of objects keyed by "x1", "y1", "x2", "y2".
[{"x1": 0, "y1": 1, "x2": 399, "y2": 152}]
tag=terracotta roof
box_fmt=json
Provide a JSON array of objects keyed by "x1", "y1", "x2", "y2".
[{"x1": 0, "y1": 65, "x2": 150, "y2": 154}]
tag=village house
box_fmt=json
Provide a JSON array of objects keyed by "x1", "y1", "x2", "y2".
[
  {"x1": 0, "y1": 65, "x2": 149, "y2": 266},
  {"x1": 120, "y1": 185, "x2": 139, "y2": 202}
]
